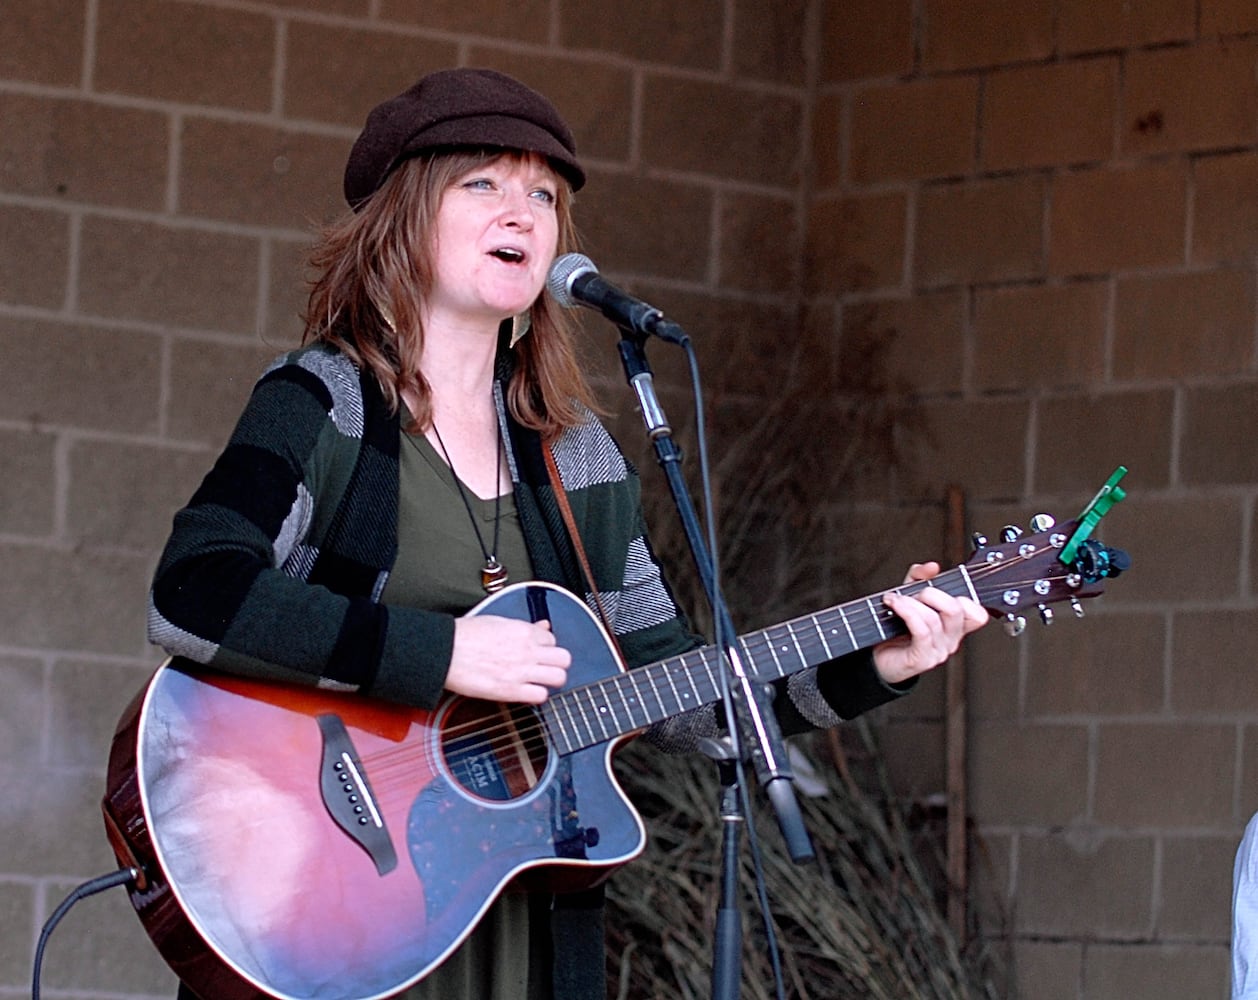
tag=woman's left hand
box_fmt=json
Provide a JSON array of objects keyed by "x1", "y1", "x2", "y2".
[{"x1": 872, "y1": 562, "x2": 989, "y2": 686}]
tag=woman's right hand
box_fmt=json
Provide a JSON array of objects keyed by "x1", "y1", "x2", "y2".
[{"x1": 446, "y1": 615, "x2": 572, "y2": 704}]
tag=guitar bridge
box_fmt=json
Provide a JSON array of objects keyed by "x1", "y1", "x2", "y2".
[{"x1": 317, "y1": 714, "x2": 398, "y2": 876}]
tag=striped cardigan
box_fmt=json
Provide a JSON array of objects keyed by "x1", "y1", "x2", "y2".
[{"x1": 148, "y1": 344, "x2": 902, "y2": 741}]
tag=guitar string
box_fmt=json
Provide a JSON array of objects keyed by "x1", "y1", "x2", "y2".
[
  {"x1": 351, "y1": 553, "x2": 1076, "y2": 792},
  {"x1": 359, "y1": 554, "x2": 1065, "y2": 779},
  {"x1": 315, "y1": 559, "x2": 1080, "y2": 814},
  {"x1": 360, "y1": 559, "x2": 1069, "y2": 780}
]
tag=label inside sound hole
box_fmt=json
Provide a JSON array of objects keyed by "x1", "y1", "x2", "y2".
[
  {"x1": 441, "y1": 699, "x2": 549, "y2": 802},
  {"x1": 446, "y1": 735, "x2": 511, "y2": 801}
]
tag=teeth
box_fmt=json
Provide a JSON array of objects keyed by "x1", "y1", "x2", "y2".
[{"x1": 491, "y1": 248, "x2": 525, "y2": 262}]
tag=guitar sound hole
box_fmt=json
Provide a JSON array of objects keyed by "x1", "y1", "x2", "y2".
[{"x1": 441, "y1": 699, "x2": 551, "y2": 802}]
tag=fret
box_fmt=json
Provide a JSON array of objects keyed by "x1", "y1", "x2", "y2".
[
  {"x1": 541, "y1": 702, "x2": 573, "y2": 757},
  {"x1": 660, "y1": 658, "x2": 686, "y2": 713},
  {"x1": 594, "y1": 678, "x2": 628, "y2": 733},
  {"x1": 639, "y1": 669, "x2": 669, "y2": 724},
  {"x1": 811, "y1": 612, "x2": 837, "y2": 660},
  {"x1": 696, "y1": 648, "x2": 724, "y2": 702},
  {"x1": 634, "y1": 669, "x2": 668, "y2": 725},
  {"x1": 556, "y1": 689, "x2": 587, "y2": 750},
  {"x1": 736, "y1": 634, "x2": 762, "y2": 681},
  {"x1": 838, "y1": 605, "x2": 857, "y2": 648},
  {"x1": 766, "y1": 625, "x2": 795, "y2": 673},
  {"x1": 567, "y1": 687, "x2": 597, "y2": 744},
  {"x1": 784, "y1": 620, "x2": 807, "y2": 669},
  {"x1": 867, "y1": 597, "x2": 888, "y2": 641},
  {"x1": 580, "y1": 685, "x2": 612, "y2": 741},
  {"x1": 761, "y1": 627, "x2": 786, "y2": 677},
  {"x1": 610, "y1": 674, "x2": 643, "y2": 730},
  {"x1": 621, "y1": 674, "x2": 659, "y2": 729},
  {"x1": 678, "y1": 650, "x2": 705, "y2": 704}
]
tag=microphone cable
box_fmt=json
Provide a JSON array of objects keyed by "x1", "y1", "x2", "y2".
[
  {"x1": 31, "y1": 866, "x2": 139, "y2": 1000},
  {"x1": 682, "y1": 343, "x2": 791, "y2": 1000}
]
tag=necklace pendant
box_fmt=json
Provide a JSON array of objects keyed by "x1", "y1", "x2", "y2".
[{"x1": 481, "y1": 557, "x2": 509, "y2": 594}]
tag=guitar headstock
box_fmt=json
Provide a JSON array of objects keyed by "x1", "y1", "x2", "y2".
[{"x1": 963, "y1": 470, "x2": 1132, "y2": 635}]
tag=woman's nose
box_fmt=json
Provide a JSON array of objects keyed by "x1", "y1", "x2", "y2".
[{"x1": 498, "y1": 187, "x2": 534, "y2": 229}]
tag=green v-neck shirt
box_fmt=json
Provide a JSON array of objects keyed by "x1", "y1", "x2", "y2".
[{"x1": 383, "y1": 429, "x2": 534, "y2": 614}]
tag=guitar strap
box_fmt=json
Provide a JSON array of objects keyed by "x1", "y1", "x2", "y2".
[
  {"x1": 543, "y1": 442, "x2": 616, "y2": 1000},
  {"x1": 543, "y1": 444, "x2": 624, "y2": 659}
]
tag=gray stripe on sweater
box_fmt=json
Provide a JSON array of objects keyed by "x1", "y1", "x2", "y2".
[
  {"x1": 273, "y1": 482, "x2": 314, "y2": 569},
  {"x1": 146, "y1": 598, "x2": 220, "y2": 664},
  {"x1": 552, "y1": 418, "x2": 628, "y2": 490},
  {"x1": 614, "y1": 536, "x2": 678, "y2": 632},
  {"x1": 787, "y1": 669, "x2": 845, "y2": 728},
  {"x1": 291, "y1": 348, "x2": 365, "y2": 439}
]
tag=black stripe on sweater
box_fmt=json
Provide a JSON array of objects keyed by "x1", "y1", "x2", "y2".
[
  {"x1": 190, "y1": 444, "x2": 304, "y2": 542},
  {"x1": 152, "y1": 549, "x2": 264, "y2": 646},
  {"x1": 323, "y1": 592, "x2": 388, "y2": 689}
]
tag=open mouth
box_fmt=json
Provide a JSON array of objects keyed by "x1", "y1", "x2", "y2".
[{"x1": 489, "y1": 247, "x2": 526, "y2": 264}]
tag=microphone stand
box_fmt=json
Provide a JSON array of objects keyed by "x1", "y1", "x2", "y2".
[{"x1": 613, "y1": 328, "x2": 814, "y2": 1000}]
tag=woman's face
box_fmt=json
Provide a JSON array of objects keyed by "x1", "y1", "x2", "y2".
[{"x1": 426, "y1": 153, "x2": 561, "y2": 329}]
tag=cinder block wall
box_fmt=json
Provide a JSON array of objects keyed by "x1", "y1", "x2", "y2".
[
  {"x1": 1, "y1": 1, "x2": 1254, "y2": 999},
  {"x1": 813, "y1": 2, "x2": 1257, "y2": 997}
]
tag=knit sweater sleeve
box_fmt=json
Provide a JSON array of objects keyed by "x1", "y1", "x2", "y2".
[{"x1": 147, "y1": 350, "x2": 453, "y2": 707}]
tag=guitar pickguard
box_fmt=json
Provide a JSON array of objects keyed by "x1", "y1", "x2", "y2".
[{"x1": 405, "y1": 737, "x2": 634, "y2": 964}]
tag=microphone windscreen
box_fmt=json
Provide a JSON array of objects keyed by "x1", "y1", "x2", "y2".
[{"x1": 546, "y1": 252, "x2": 597, "y2": 308}]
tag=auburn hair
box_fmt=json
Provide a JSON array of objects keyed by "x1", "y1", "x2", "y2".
[{"x1": 302, "y1": 150, "x2": 596, "y2": 439}]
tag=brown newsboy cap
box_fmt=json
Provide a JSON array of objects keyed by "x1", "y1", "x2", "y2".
[{"x1": 343, "y1": 67, "x2": 585, "y2": 208}]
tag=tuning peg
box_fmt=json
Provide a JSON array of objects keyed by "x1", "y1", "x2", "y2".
[
  {"x1": 1070, "y1": 597, "x2": 1084, "y2": 618},
  {"x1": 1004, "y1": 613, "x2": 1026, "y2": 636},
  {"x1": 1029, "y1": 513, "x2": 1055, "y2": 532},
  {"x1": 1038, "y1": 604, "x2": 1054, "y2": 625},
  {"x1": 1001, "y1": 525, "x2": 1023, "y2": 542},
  {"x1": 971, "y1": 531, "x2": 988, "y2": 549}
]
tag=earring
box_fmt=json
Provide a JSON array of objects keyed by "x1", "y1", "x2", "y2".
[
  {"x1": 509, "y1": 311, "x2": 532, "y2": 347},
  {"x1": 377, "y1": 302, "x2": 397, "y2": 334}
]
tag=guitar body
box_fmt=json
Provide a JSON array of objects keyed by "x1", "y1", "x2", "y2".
[{"x1": 102, "y1": 583, "x2": 646, "y2": 1000}]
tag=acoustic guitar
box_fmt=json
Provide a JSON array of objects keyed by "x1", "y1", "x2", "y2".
[{"x1": 102, "y1": 474, "x2": 1129, "y2": 1000}]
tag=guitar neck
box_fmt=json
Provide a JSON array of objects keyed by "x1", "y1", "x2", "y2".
[{"x1": 541, "y1": 565, "x2": 976, "y2": 756}]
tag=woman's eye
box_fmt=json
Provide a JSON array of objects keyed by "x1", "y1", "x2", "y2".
[
  {"x1": 531, "y1": 188, "x2": 556, "y2": 205},
  {"x1": 463, "y1": 178, "x2": 494, "y2": 191}
]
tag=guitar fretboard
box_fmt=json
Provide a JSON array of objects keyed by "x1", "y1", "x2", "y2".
[{"x1": 540, "y1": 566, "x2": 976, "y2": 756}]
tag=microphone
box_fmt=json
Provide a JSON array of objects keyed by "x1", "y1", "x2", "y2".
[{"x1": 546, "y1": 253, "x2": 688, "y2": 344}]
